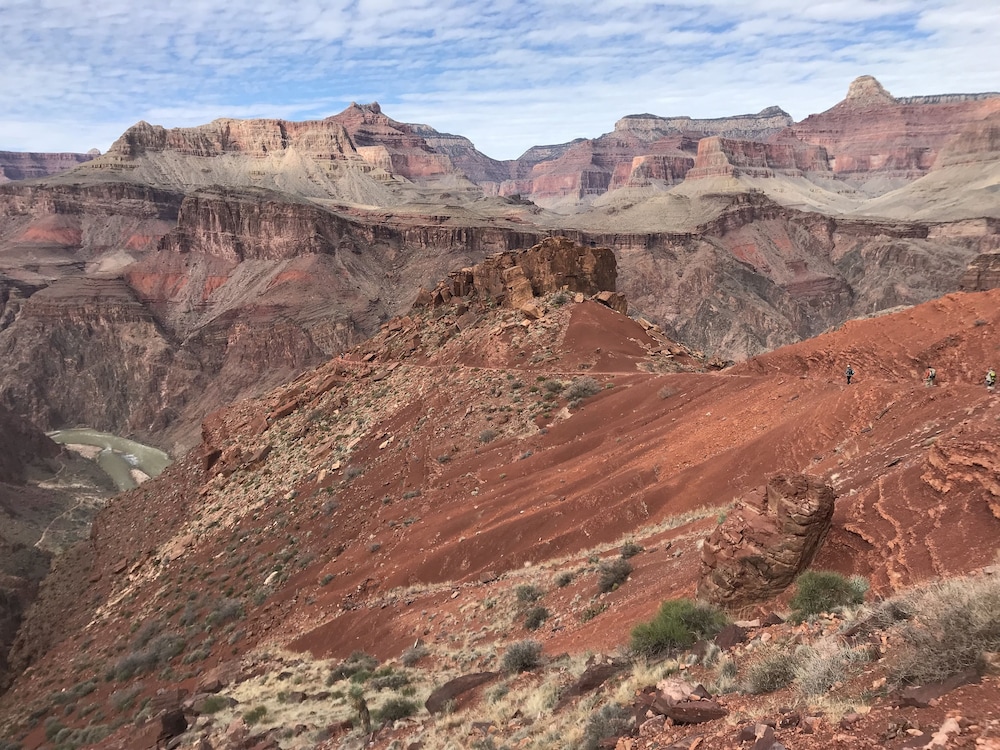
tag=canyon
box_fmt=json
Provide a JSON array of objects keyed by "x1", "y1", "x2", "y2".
[
  {"x1": 3, "y1": 76, "x2": 1000, "y2": 453},
  {"x1": 0, "y1": 74, "x2": 1000, "y2": 747}
]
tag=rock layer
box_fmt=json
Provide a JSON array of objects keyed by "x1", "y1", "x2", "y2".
[{"x1": 698, "y1": 474, "x2": 836, "y2": 607}]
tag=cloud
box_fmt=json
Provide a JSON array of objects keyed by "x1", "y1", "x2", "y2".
[{"x1": 0, "y1": 1, "x2": 998, "y2": 158}]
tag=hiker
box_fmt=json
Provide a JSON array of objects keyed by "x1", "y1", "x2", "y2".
[
  {"x1": 845, "y1": 365, "x2": 855, "y2": 385},
  {"x1": 924, "y1": 366, "x2": 936, "y2": 387},
  {"x1": 987, "y1": 368, "x2": 996, "y2": 390}
]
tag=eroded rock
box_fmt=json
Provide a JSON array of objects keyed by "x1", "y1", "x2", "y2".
[{"x1": 697, "y1": 474, "x2": 836, "y2": 607}]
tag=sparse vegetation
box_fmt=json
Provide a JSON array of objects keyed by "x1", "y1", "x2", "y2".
[
  {"x1": 620, "y1": 541, "x2": 643, "y2": 559},
  {"x1": 479, "y1": 428, "x2": 499, "y2": 444},
  {"x1": 890, "y1": 575, "x2": 1000, "y2": 685},
  {"x1": 789, "y1": 570, "x2": 868, "y2": 618},
  {"x1": 597, "y1": 558, "x2": 633, "y2": 593},
  {"x1": 581, "y1": 703, "x2": 634, "y2": 750},
  {"x1": 744, "y1": 647, "x2": 800, "y2": 694},
  {"x1": 524, "y1": 606, "x2": 550, "y2": 630},
  {"x1": 515, "y1": 584, "x2": 544, "y2": 603},
  {"x1": 500, "y1": 640, "x2": 543, "y2": 673},
  {"x1": 375, "y1": 697, "x2": 418, "y2": 724},
  {"x1": 111, "y1": 633, "x2": 185, "y2": 681},
  {"x1": 329, "y1": 651, "x2": 379, "y2": 683},
  {"x1": 566, "y1": 376, "x2": 602, "y2": 400},
  {"x1": 554, "y1": 571, "x2": 574, "y2": 588},
  {"x1": 243, "y1": 705, "x2": 267, "y2": 725},
  {"x1": 401, "y1": 642, "x2": 428, "y2": 666},
  {"x1": 630, "y1": 598, "x2": 728, "y2": 657}
]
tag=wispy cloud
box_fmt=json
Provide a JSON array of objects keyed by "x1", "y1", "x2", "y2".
[{"x1": 1, "y1": 0, "x2": 998, "y2": 159}]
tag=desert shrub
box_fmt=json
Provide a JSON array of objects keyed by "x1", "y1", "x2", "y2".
[
  {"x1": 243, "y1": 705, "x2": 267, "y2": 725},
  {"x1": 550, "y1": 291, "x2": 571, "y2": 307},
  {"x1": 790, "y1": 571, "x2": 868, "y2": 617},
  {"x1": 796, "y1": 643, "x2": 874, "y2": 696},
  {"x1": 554, "y1": 572, "x2": 574, "y2": 588},
  {"x1": 436, "y1": 454, "x2": 451, "y2": 464},
  {"x1": 515, "y1": 584, "x2": 544, "y2": 603},
  {"x1": 479, "y1": 429, "x2": 499, "y2": 444},
  {"x1": 199, "y1": 695, "x2": 230, "y2": 714},
  {"x1": 113, "y1": 633, "x2": 185, "y2": 681},
  {"x1": 566, "y1": 376, "x2": 602, "y2": 400},
  {"x1": 744, "y1": 648, "x2": 800, "y2": 694},
  {"x1": 543, "y1": 379, "x2": 565, "y2": 393},
  {"x1": 329, "y1": 651, "x2": 379, "y2": 683},
  {"x1": 620, "y1": 541, "x2": 643, "y2": 559},
  {"x1": 630, "y1": 598, "x2": 728, "y2": 657},
  {"x1": 401, "y1": 643, "x2": 428, "y2": 666},
  {"x1": 204, "y1": 598, "x2": 243, "y2": 629},
  {"x1": 523, "y1": 606, "x2": 549, "y2": 631},
  {"x1": 343, "y1": 465, "x2": 364, "y2": 481},
  {"x1": 657, "y1": 386, "x2": 676, "y2": 400},
  {"x1": 500, "y1": 640, "x2": 543, "y2": 673},
  {"x1": 581, "y1": 703, "x2": 634, "y2": 750},
  {"x1": 580, "y1": 603, "x2": 607, "y2": 622},
  {"x1": 375, "y1": 697, "x2": 418, "y2": 724},
  {"x1": 369, "y1": 668, "x2": 410, "y2": 691},
  {"x1": 597, "y1": 558, "x2": 633, "y2": 593},
  {"x1": 131, "y1": 620, "x2": 163, "y2": 649},
  {"x1": 890, "y1": 575, "x2": 1000, "y2": 685},
  {"x1": 109, "y1": 683, "x2": 144, "y2": 712}
]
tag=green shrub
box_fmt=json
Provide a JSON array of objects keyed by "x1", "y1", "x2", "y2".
[
  {"x1": 790, "y1": 571, "x2": 867, "y2": 617},
  {"x1": 500, "y1": 640, "x2": 543, "y2": 673},
  {"x1": 374, "y1": 697, "x2": 418, "y2": 724},
  {"x1": 524, "y1": 606, "x2": 549, "y2": 631},
  {"x1": 581, "y1": 703, "x2": 634, "y2": 750},
  {"x1": 630, "y1": 599, "x2": 728, "y2": 657},
  {"x1": 597, "y1": 558, "x2": 633, "y2": 593}
]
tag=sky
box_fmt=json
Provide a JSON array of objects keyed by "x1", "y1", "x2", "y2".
[{"x1": 2, "y1": 0, "x2": 1000, "y2": 161}]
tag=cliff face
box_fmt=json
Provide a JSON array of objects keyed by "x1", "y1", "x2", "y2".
[
  {"x1": 790, "y1": 75, "x2": 1000, "y2": 188},
  {"x1": 685, "y1": 135, "x2": 830, "y2": 180},
  {"x1": 0, "y1": 151, "x2": 97, "y2": 183}
]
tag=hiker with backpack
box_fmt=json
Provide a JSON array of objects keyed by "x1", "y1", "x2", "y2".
[
  {"x1": 845, "y1": 365, "x2": 854, "y2": 385},
  {"x1": 924, "y1": 366, "x2": 936, "y2": 387},
  {"x1": 987, "y1": 369, "x2": 996, "y2": 390}
]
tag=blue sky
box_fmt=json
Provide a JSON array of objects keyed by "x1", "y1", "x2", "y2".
[{"x1": 2, "y1": 0, "x2": 999, "y2": 160}]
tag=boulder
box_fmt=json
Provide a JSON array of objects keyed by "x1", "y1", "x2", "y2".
[
  {"x1": 697, "y1": 474, "x2": 836, "y2": 607},
  {"x1": 425, "y1": 672, "x2": 497, "y2": 714}
]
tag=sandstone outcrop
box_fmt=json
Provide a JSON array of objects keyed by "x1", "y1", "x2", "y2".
[
  {"x1": 0, "y1": 150, "x2": 97, "y2": 183},
  {"x1": 413, "y1": 236, "x2": 617, "y2": 317},
  {"x1": 698, "y1": 474, "x2": 836, "y2": 607}
]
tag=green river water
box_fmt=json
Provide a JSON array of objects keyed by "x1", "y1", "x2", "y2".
[{"x1": 48, "y1": 428, "x2": 171, "y2": 491}]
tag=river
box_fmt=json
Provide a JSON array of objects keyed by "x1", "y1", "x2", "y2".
[{"x1": 47, "y1": 428, "x2": 172, "y2": 491}]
